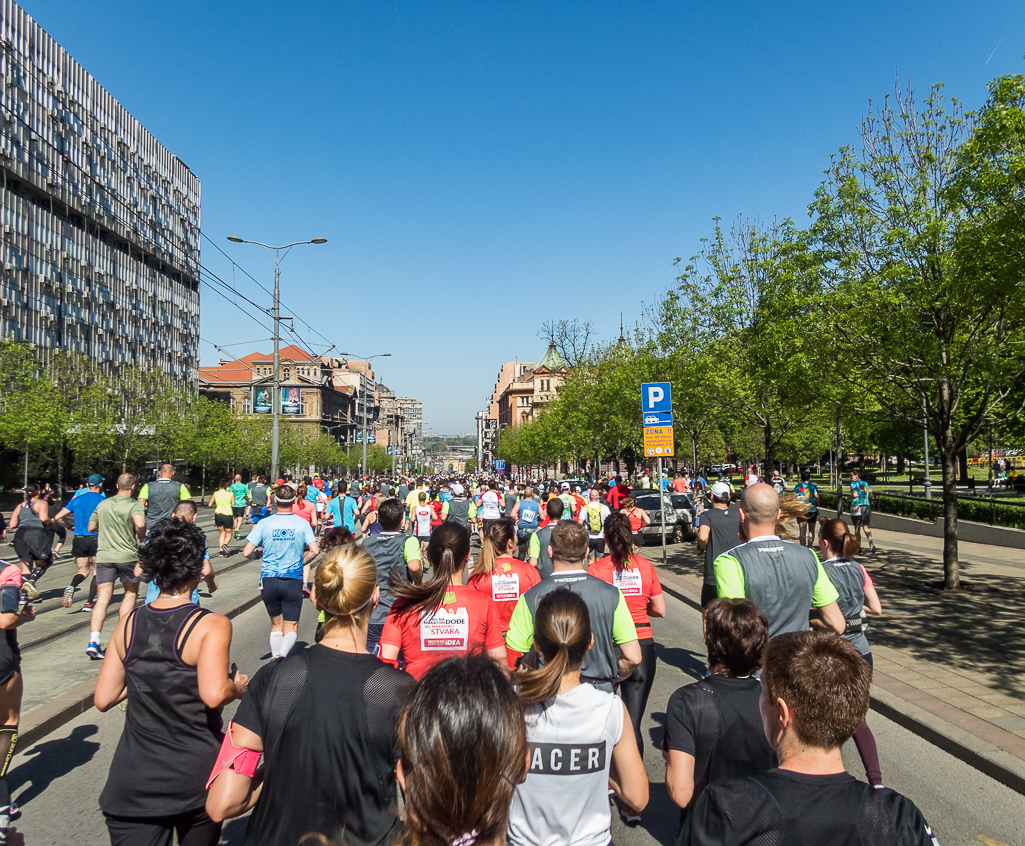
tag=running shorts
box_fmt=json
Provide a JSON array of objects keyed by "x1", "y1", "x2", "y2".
[
  {"x1": 261, "y1": 576, "x2": 303, "y2": 621},
  {"x1": 232, "y1": 506, "x2": 246, "y2": 518},
  {"x1": 797, "y1": 511, "x2": 818, "y2": 523},
  {"x1": 0, "y1": 631, "x2": 21, "y2": 687},
  {"x1": 633, "y1": 532, "x2": 645, "y2": 548},
  {"x1": 214, "y1": 513, "x2": 233, "y2": 530},
  {"x1": 13, "y1": 527, "x2": 52, "y2": 564},
  {"x1": 96, "y1": 561, "x2": 140, "y2": 585},
  {"x1": 588, "y1": 537, "x2": 606, "y2": 555},
  {"x1": 852, "y1": 506, "x2": 872, "y2": 527},
  {"x1": 71, "y1": 535, "x2": 99, "y2": 559}
]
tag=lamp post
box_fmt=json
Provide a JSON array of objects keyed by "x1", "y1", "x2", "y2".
[
  {"x1": 227, "y1": 235, "x2": 327, "y2": 483},
  {"x1": 338, "y1": 351, "x2": 391, "y2": 480}
]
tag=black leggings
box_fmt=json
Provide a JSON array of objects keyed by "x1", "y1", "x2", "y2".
[
  {"x1": 619, "y1": 638, "x2": 657, "y2": 754},
  {"x1": 104, "y1": 807, "x2": 221, "y2": 846},
  {"x1": 852, "y1": 651, "x2": 882, "y2": 785}
]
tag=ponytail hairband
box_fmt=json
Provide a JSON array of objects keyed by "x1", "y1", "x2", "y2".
[{"x1": 320, "y1": 582, "x2": 378, "y2": 617}]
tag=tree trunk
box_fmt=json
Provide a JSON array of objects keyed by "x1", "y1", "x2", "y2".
[
  {"x1": 897, "y1": 453, "x2": 906, "y2": 475},
  {"x1": 940, "y1": 434, "x2": 961, "y2": 590},
  {"x1": 56, "y1": 442, "x2": 64, "y2": 497},
  {"x1": 763, "y1": 420, "x2": 774, "y2": 477},
  {"x1": 958, "y1": 447, "x2": 969, "y2": 485}
]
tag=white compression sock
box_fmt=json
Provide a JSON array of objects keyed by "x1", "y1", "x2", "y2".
[
  {"x1": 269, "y1": 631, "x2": 283, "y2": 657},
  {"x1": 280, "y1": 632, "x2": 297, "y2": 657},
  {"x1": 89, "y1": 631, "x2": 101, "y2": 643}
]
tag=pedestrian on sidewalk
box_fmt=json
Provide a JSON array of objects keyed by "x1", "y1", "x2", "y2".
[
  {"x1": 663, "y1": 598, "x2": 776, "y2": 831},
  {"x1": 95, "y1": 518, "x2": 248, "y2": 846},
  {"x1": 695, "y1": 482, "x2": 741, "y2": 608},
  {"x1": 817, "y1": 518, "x2": 885, "y2": 787},
  {"x1": 677, "y1": 631, "x2": 938, "y2": 845},
  {"x1": 52, "y1": 474, "x2": 105, "y2": 609},
  {"x1": 509, "y1": 589, "x2": 648, "y2": 842},
  {"x1": 714, "y1": 484, "x2": 845, "y2": 639},
  {"x1": 85, "y1": 474, "x2": 146, "y2": 660}
]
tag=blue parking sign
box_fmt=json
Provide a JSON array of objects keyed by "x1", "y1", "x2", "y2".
[{"x1": 641, "y1": 382, "x2": 672, "y2": 414}]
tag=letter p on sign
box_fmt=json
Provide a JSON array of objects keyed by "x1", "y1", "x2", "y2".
[{"x1": 641, "y1": 382, "x2": 672, "y2": 414}]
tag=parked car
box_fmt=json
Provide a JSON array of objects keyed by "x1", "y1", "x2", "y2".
[{"x1": 632, "y1": 491, "x2": 695, "y2": 544}]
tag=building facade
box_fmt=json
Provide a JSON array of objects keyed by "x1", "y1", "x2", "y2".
[{"x1": 0, "y1": 1, "x2": 201, "y2": 380}]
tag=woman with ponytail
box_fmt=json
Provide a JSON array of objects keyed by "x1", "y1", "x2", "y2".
[
  {"x1": 207, "y1": 544, "x2": 414, "y2": 846},
  {"x1": 468, "y1": 518, "x2": 540, "y2": 649},
  {"x1": 588, "y1": 511, "x2": 665, "y2": 761},
  {"x1": 380, "y1": 523, "x2": 506, "y2": 679},
  {"x1": 816, "y1": 517, "x2": 885, "y2": 786},
  {"x1": 508, "y1": 588, "x2": 648, "y2": 845}
]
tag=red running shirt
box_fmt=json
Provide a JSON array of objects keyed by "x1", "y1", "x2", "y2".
[
  {"x1": 467, "y1": 557, "x2": 541, "y2": 632},
  {"x1": 380, "y1": 584, "x2": 505, "y2": 680},
  {"x1": 588, "y1": 554, "x2": 663, "y2": 640},
  {"x1": 292, "y1": 501, "x2": 316, "y2": 525},
  {"x1": 626, "y1": 508, "x2": 646, "y2": 532}
]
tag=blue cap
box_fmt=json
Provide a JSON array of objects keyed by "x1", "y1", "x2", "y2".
[{"x1": 87, "y1": 474, "x2": 104, "y2": 485}]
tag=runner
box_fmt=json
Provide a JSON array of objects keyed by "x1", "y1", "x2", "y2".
[
  {"x1": 508, "y1": 588, "x2": 648, "y2": 843},
  {"x1": 850, "y1": 469, "x2": 877, "y2": 553},
  {"x1": 247, "y1": 475, "x2": 270, "y2": 524},
  {"x1": 744, "y1": 463, "x2": 760, "y2": 486},
  {"x1": 588, "y1": 511, "x2": 665, "y2": 772},
  {"x1": 142, "y1": 501, "x2": 217, "y2": 606},
  {"x1": 52, "y1": 474, "x2": 104, "y2": 608},
  {"x1": 241, "y1": 485, "x2": 320, "y2": 659},
  {"x1": 794, "y1": 469, "x2": 821, "y2": 547},
  {"x1": 694, "y1": 481, "x2": 741, "y2": 608},
  {"x1": 138, "y1": 464, "x2": 191, "y2": 535},
  {"x1": 663, "y1": 598, "x2": 776, "y2": 830},
  {"x1": 412, "y1": 492, "x2": 434, "y2": 550},
  {"x1": 620, "y1": 497, "x2": 651, "y2": 548},
  {"x1": 206, "y1": 543, "x2": 414, "y2": 846},
  {"x1": 507, "y1": 521, "x2": 641, "y2": 690},
  {"x1": 510, "y1": 485, "x2": 542, "y2": 557},
  {"x1": 95, "y1": 518, "x2": 247, "y2": 846},
  {"x1": 379, "y1": 523, "x2": 506, "y2": 679},
  {"x1": 477, "y1": 480, "x2": 504, "y2": 536},
  {"x1": 43, "y1": 490, "x2": 67, "y2": 560},
  {"x1": 86, "y1": 474, "x2": 147, "y2": 660},
  {"x1": 441, "y1": 482, "x2": 475, "y2": 529},
  {"x1": 363, "y1": 499, "x2": 424, "y2": 654},
  {"x1": 8, "y1": 484, "x2": 51, "y2": 601},
  {"x1": 527, "y1": 496, "x2": 563, "y2": 579},
  {"x1": 468, "y1": 518, "x2": 540, "y2": 661},
  {"x1": 677, "y1": 631, "x2": 938, "y2": 845},
  {"x1": 818, "y1": 517, "x2": 884, "y2": 786},
  {"x1": 714, "y1": 484, "x2": 845, "y2": 638},
  {"x1": 396, "y1": 655, "x2": 526, "y2": 846},
  {"x1": 584, "y1": 489, "x2": 611, "y2": 562},
  {"x1": 769, "y1": 468, "x2": 787, "y2": 494},
  {"x1": 0, "y1": 555, "x2": 36, "y2": 842},
  {"x1": 606, "y1": 475, "x2": 630, "y2": 510},
  {"x1": 207, "y1": 477, "x2": 234, "y2": 557},
  {"x1": 503, "y1": 484, "x2": 518, "y2": 518}
]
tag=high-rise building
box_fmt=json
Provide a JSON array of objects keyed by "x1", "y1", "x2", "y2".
[
  {"x1": 397, "y1": 397, "x2": 423, "y2": 458},
  {"x1": 0, "y1": 0, "x2": 200, "y2": 381}
]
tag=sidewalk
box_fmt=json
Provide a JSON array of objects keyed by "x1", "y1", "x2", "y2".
[{"x1": 646, "y1": 526, "x2": 1025, "y2": 795}]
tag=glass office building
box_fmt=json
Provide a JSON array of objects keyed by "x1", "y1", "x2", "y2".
[{"x1": 0, "y1": 0, "x2": 200, "y2": 381}]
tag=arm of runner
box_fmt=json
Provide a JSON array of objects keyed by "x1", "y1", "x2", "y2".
[
  {"x1": 404, "y1": 536, "x2": 423, "y2": 583},
  {"x1": 205, "y1": 721, "x2": 264, "y2": 822},
  {"x1": 527, "y1": 531, "x2": 541, "y2": 567},
  {"x1": 504, "y1": 596, "x2": 534, "y2": 655},
  {"x1": 663, "y1": 687, "x2": 698, "y2": 809},
  {"x1": 52, "y1": 506, "x2": 72, "y2": 523},
  {"x1": 863, "y1": 565, "x2": 883, "y2": 615},
  {"x1": 609, "y1": 702, "x2": 648, "y2": 812},
  {"x1": 94, "y1": 612, "x2": 130, "y2": 711},
  {"x1": 137, "y1": 484, "x2": 150, "y2": 507},
  {"x1": 612, "y1": 593, "x2": 640, "y2": 679},
  {"x1": 695, "y1": 523, "x2": 710, "y2": 554},
  {"x1": 647, "y1": 592, "x2": 667, "y2": 618},
  {"x1": 713, "y1": 553, "x2": 745, "y2": 599}
]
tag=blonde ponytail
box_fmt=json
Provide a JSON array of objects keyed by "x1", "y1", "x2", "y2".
[{"x1": 314, "y1": 544, "x2": 378, "y2": 630}]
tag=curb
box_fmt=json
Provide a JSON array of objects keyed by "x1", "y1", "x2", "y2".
[
  {"x1": 19, "y1": 590, "x2": 263, "y2": 749},
  {"x1": 656, "y1": 573, "x2": 1025, "y2": 798}
]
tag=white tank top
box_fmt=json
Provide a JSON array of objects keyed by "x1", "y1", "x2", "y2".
[
  {"x1": 507, "y1": 684, "x2": 623, "y2": 846},
  {"x1": 414, "y1": 505, "x2": 433, "y2": 535}
]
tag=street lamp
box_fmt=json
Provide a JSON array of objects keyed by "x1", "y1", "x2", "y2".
[
  {"x1": 339, "y1": 352, "x2": 391, "y2": 479},
  {"x1": 226, "y1": 235, "x2": 327, "y2": 482}
]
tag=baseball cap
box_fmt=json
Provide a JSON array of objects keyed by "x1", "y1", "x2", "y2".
[
  {"x1": 560, "y1": 481, "x2": 570, "y2": 490},
  {"x1": 710, "y1": 481, "x2": 731, "y2": 499},
  {"x1": 275, "y1": 479, "x2": 285, "y2": 487},
  {"x1": 450, "y1": 482, "x2": 465, "y2": 496},
  {"x1": 87, "y1": 473, "x2": 104, "y2": 485}
]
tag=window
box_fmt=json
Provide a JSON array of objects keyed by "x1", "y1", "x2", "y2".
[{"x1": 283, "y1": 368, "x2": 290, "y2": 380}]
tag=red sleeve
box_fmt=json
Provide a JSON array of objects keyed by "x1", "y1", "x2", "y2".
[
  {"x1": 647, "y1": 559, "x2": 663, "y2": 597},
  {"x1": 467, "y1": 573, "x2": 489, "y2": 595},
  {"x1": 861, "y1": 563, "x2": 873, "y2": 590},
  {"x1": 481, "y1": 595, "x2": 505, "y2": 651},
  {"x1": 379, "y1": 610, "x2": 404, "y2": 652}
]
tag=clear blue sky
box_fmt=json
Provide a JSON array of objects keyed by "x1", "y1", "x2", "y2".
[{"x1": 20, "y1": 1, "x2": 1025, "y2": 434}]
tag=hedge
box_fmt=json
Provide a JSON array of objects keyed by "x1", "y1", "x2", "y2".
[{"x1": 811, "y1": 490, "x2": 1025, "y2": 530}]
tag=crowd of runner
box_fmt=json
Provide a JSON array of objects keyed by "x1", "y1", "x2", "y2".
[{"x1": 0, "y1": 464, "x2": 940, "y2": 846}]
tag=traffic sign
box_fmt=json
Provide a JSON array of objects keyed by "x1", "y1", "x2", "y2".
[
  {"x1": 643, "y1": 425, "x2": 675, "y2": 457},
  {"x1": 495, "y1": 460, "x2": 506, "y2": 470},
  {"x1": 641, "y1": 382, "x2": 672, "y2": 414},
  {"x1": 642, "y1": 411, "x2": 673, "y2": 426}
]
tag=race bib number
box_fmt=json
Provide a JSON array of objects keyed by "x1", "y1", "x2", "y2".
[
  {"x1": 613, "y1": 568, "x2": 643, "y2": 596},
  {"x1": 421, "y1": 606, "x2": 470, "y2": 651},
  {"x1": 492, "y1": 573, "x2": 520, "y2": 603}
]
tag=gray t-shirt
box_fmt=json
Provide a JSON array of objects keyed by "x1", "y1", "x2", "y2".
[{"x1": 701, "y1": 506, "x2": 741, "y2": 586}]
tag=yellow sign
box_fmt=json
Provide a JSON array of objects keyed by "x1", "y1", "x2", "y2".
[{"x1": 643, "y1": 426, "x2": 674, "y2": 457}]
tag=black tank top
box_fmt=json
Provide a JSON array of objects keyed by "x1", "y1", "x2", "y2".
[{"x1": 99, "y1": 604, "x2": 224, "y2": 817}]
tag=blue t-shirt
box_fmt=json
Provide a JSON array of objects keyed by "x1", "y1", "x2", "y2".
[
  {"x1": 247, "y1": 514, "x2": 316, "y2": 580},
  {"x1": 341, "y1": 496, "x2": 359, "y2": 532},
  {"x1": 66, "y1": 492, "x2": 105, "y2": 536},
  {"x1": 851, "y1": 480, "x2": 871, "y2": 507}
]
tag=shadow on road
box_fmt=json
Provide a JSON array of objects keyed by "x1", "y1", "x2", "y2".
[
  {"x1": 11, "y1": 724, "x2": 100, "y2": 806},
  {"x1": 654, "y1": 644, "x2": 706, "y2": 681}
]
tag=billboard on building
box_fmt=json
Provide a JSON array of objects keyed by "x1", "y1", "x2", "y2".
[{"x1": 252, "y1": 387, "x2": 302, "y2": 414}]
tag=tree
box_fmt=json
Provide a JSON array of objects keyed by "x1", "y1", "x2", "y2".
[
  {"x1": 537, "y1": 319, "x2": 596, "y2": 367},
  {"x1": 810, "y1": 78, "x2": 1025, "y2": 589}
]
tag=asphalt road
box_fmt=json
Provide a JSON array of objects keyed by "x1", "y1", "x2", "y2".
[{"x1": 9, "y1": 592, "x2": 1025, "y2": 845}]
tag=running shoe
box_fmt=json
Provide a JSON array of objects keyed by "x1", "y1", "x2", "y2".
[
  {"x1": 82, "y1": 599, "x2": 95, "y2": 612},
  {"x1": 234, "y1": 529, "x2": 240, "y2": 540},
  {"x1": 86, "y1": 642, "x2": 105, "y2": 660},
  {"x1": 21, "y1": 581, "x2": 40, "y2": 601},
  {"x1": 869, "y1": 541, "x2": 878, "y2": 553},
  {"x1": 618, "y1": 805, "x2": 642, "y2": 826},
  {"x1": 8, "y1": 801, "x2": 20, "y2": 822},
  {"x1": 61, "y1": 585, "x2": 76, "y2": 608}
]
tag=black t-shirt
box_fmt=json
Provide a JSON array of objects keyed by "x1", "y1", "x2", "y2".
[
  {"x1": 678, "y1": 769, "x2": 938, "y2": 846},
  {"x1": 664, "y1": 675, "x2": 776, "y2": 822},
  {"x1": 700, "y1": 507, "x2": 742, "y2": 586},
  {"x1": 234, "y1": 647, "x2": 414, "y2": 846}
]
